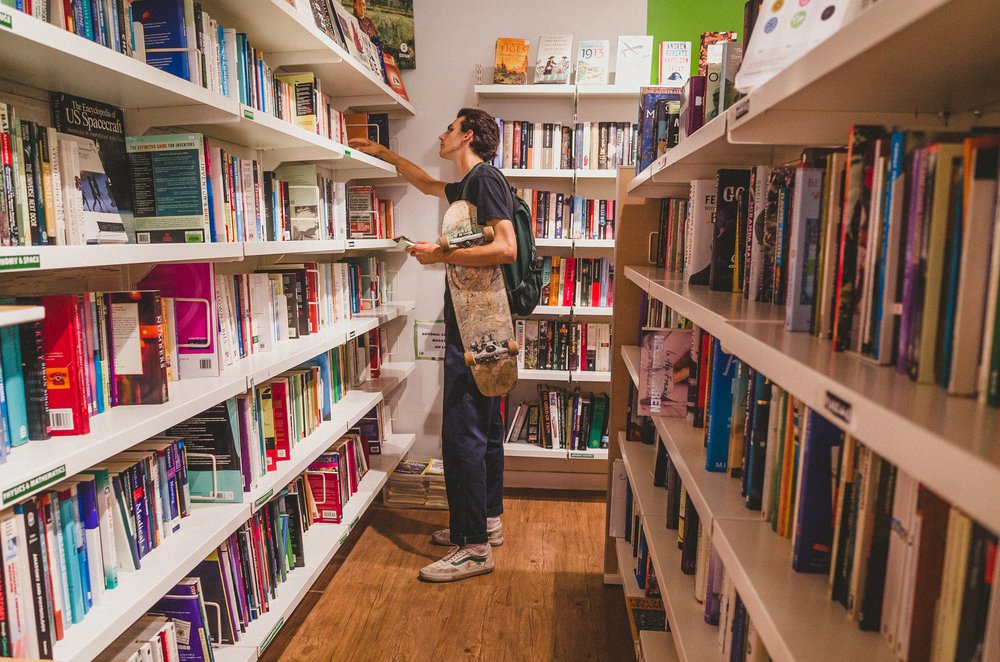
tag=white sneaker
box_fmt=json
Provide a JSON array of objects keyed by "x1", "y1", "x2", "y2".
[
  {"x1": 419, "y1": 545, "x2": 495, "y2": 583},
  {"x1": 431, "y1": 521, "x2": 504, "y2": 547}
]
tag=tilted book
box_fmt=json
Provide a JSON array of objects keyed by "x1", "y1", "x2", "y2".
[
  {"x1": 494, "y1": 38, "x2": 530, "y2": 85},
  {"x1": 575, "y1": 40, "x2": 610, "y2": 85},
  {"x1": 637, "y1": 328, "x2": 692, "y2": 417},
  {"x1": 615, "y1": 35, "x2": 654, "y2": 87},
  {"x1": 126, "y1": 133, "x2": 209, "y2": 243},
  {"x1": 534, "y1": 35, "x2": 572, "y2": 84},
  {"x1": 166, "y1": 399, "x2": 244, "y2": 503},
  {"x1": 105, "y1": 290, "x2": 169, "y2": 406}
]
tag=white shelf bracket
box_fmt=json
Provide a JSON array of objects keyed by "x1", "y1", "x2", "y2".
[
  {"x1": 125, "y1": 105, "x2": 238, "y2": 136},
  {"x1": 261, "y1": 145, "x2": 345, "y2": 171}
]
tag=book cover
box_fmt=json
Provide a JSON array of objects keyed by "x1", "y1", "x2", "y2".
[
  {"x1": 126, "y1": 133, "x2": 209, "y2": 243},
  {"x1": 139, "y1": 262, "x2": 221, "y2": 379},
  {"x1": 307, "y1": 451, "x2": 343, "y2": 523},
  {"x1": 166, "y1": 399, "x2": 244, "y2": 503},
  {"x1": 698, "y1": 31, "x2": 737, "y2": 76},
  {"x1": 41, "y1": 295, "x2": 89, "y2": 436},
  {"x1": 106, "y1": 290, "x2": 169, "y2": 406},
  {"x1": 705, "y1": 338, "x2": 736, "y2": 472},
  {"x1": 679, "y1": 75, "x2": 706, "y2": 141},
  {"x1": 0, "y1": 326, "x2": 29, "y2": 447},
  {"x1": 637, "y1": 328, "x2": 692, "y2": 417},
  {"x1": 785, "y1": 166, "x2": 825, "y2": 331},
  {"x1": 534, "y1": 35, "x2": 572, "y2": 84},
  {"x1": 792, "y1": 410, "x2": 844, "y2": 573},
  {"x1": 50, "y1": 94, "x2": 132, "y2": 243},
  {"x1": 709, "y1": 169, "x2": 751, "y2": 292},
  {"x1": 637, "y1": 87, "x2": 681, "y2": 173},
  {"x1": 149, "y1": 578, "x2": 214, "y2": 662},
  {"x1": 382, "y1": 53, "x2": 409, "y2": 100},
  {"x1": 494, "y1": 38, "x2": 530, "y2": 84},
  {"x1": 658, "y1": 40, "x2": 691, "y2": 86},
  {"x1": 575, "y1": 39, "x2": 610, "y2": 85},
  {"x1": 188, "y1": 551, "x2": 238, "y2": 645},
  {"x1": 615, "y1": 35, "x2": 654, "y2": 87}
]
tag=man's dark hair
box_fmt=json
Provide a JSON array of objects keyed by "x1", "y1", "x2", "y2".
[{"x1": 457, "y1": 108, "x2": 500, "y2": 162}]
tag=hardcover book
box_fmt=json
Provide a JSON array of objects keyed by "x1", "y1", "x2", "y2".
[
  {"x1": 697, "y1": 31, "x2": 737, "y2": 77},
  {"x1": 534, "y1": 35, "x2": 573, "y2": 84},
  {"x1": 637, "y1": 328, "x2": 692, "y2": 417},
  {"x1": 615, "y1": 35, "x2": 654, "y2": 87},
  {"x1": 106, "y1": 290, "x2": 169, "y2": 406},
  {"x1": 575, "y1": 39, "x2": 610, "y2": 85},
  {"x1": 50, "y1": 93, "x2": 132, "y2": 242},
  {"x1": 709, "y1": 169, "x2": 751, "y2": 292},
  {"x1": 41, "y1": 295, "x2": 89, "y2": 436},
  {"x1": 166, "y1": 399, "x2": 244, "y2": 503},
  {"x1": 658, "y1": 41, "x2": 691, "y2": 86},
  {"x1": 126, "y1": 133, "x2": 209, "y2": 243},
  {"x1": 494, "y1": 38, "x2": 530, "y2": 85}
]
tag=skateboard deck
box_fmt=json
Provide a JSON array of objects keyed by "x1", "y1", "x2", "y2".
[{"x1": 441, "y1": 200, "x2": 518, "y2": 397}]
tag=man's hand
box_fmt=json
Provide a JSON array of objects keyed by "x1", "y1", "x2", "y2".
[
  {"x1": 348, "y1": 137, "x2": 389, "y2": 160},
  {"x1": 406, "y1": 240, "x2": 446, "y2": 265}
]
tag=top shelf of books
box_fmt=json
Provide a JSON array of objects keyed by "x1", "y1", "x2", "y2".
[
  {"x1": 474, "y1": 84, "x2": 640, "y2": 100},
  {"x1": 628, "y1": 0, "x2": 1000, "y2": 196}
]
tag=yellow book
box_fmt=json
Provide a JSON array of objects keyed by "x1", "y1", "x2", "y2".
[
  {"x1": 494, "y1": 38, "x2": 530, "y2": 85},
  {"x1": 549, "y1": 256, "x2": 562, "y2": 306}
]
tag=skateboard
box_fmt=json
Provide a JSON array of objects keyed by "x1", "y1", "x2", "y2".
[{"x1": 440, "y1": 200, "x2": 519, "y2": 397}]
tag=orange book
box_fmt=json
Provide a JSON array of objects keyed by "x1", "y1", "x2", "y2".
[
  {"x1": 494, "y1": 38, "x2": 530, "y2": 84},
  {"x1": 549, "y1": 256, "x2": 561, "y2": 306}
]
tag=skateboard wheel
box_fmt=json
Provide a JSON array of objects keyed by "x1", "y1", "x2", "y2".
[
  {"x1": 482, "y1": 226, "x2": 495, "y2": 243},
  {"x1": 439, "y1": 234, "x2": 451, "y2": 252},
  {"x1": 507, "y1": 340, "x2": 519, "y2": 356},
  {"x1": 464, "y1": 351, "x2": 476, "y2": 367}
]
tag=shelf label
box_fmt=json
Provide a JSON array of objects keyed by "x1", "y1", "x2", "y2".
[
  {"x1": 570, "y1": 452, "x2": 595, "y2": 459},
  {"x1": 0, "y1": 12, "x2": 11, "y2": 29},
  {"x1": 260, "y1": 617, "x2": 285, "y2": 653},
  {"x1": 253, "y1": 488, "x2": 275, "y2": 510},
  {"x1": 338, "y1": 532, "x2": 349, "y2": 546},
  {"x1": 344, "y1": 149, "x2": 352, "y2": 157},
  {"x1": 348, "y1": 329, "x2": 357, "y2": 339},
  {"x1": 243, "y1": 108, "x2": 254, "y2": 120},
  {"x1": 824, "y1": 391, "x2": 852, "y2": 426},
  {"x1": 347, "y1": 240, "x2": 356, "y2": 248},
  {"x1": 0, "y1": 254, "x2": 40, "y2": 271},
  {"x1": 3, "y1": 465, "x2": 66, "y2": 504},
  {"x1": 734, "y1": 98, "x2": 750, "y2": 120},
  {"x1": 350, "y1": 515, "x2": 360, "y2": 530}
]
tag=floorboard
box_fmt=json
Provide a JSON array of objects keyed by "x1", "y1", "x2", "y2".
[{"x1": 262, "y1": 490, "x2": 634, "y2": 662}]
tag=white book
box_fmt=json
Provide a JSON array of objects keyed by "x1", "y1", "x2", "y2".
[
  {"x1": 45, "y1": 127, "x2": 66, "y2": 245},
  {"x1": 41, "y1": 499, "x2": 68, "y2": 636},
  {"x1": 533, "y1": 35, "x2": 573, "y2": 84},
  {"x1": 515, "y1": 320, "x2": 525, "y2": 369},
  {"x1": 658, "y1": 41, "x2": 691, "y2": 86},
  {"x1": 747, "y1": 165, "x2": 772, "y2": 302},
  {"x1": 1, "y1": 509, "x2": 38, "y2": 658},
  {"x1": 502, "y1": 122, "x2": 514, "y2": 170},
  {"x1": 685, "y1": 179, "x2": 716, "y2": 285},
  {"x1": 532, "y1": 123, "x2": 543, "y2": 170},
  {"x1": 614, "y1": 35, "x2": 653, "y2": 87},
  {"x1": 760, "y1": 385, "x2": 782, "y2": 521},
  {"x1": 785, "y1": 167, "x2": 824, "y2": 332},
  {"x1": 575, "y1": 39, "x2": 609, "y2": 85},
  {"x1": 223, "y1": 28, "x2": 239, "y2": 100}
]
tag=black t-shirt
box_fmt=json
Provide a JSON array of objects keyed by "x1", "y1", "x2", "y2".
[{"x1": 444, "y1": 164, "x2": 513, "y2": 224}]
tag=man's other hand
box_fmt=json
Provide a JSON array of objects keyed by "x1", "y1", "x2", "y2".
[{"x1": 406, "y1": 241, "x2": 445, "y2": 265}]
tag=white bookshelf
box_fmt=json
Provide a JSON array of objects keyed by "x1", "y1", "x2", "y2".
[
  {"x1": 345, "y1": 238, "x2": 399, "y2": 251},
  {"x1": 615, "y1": 536, "x2": 643, "y2": 598},
  {"x1": 572, "y1": 370, "x2": 611, "y2": 383},
  {"x1": 574, "y1": 239, "x2": 616, "y2": 250},
  {"x1": 535, "y1": 238, "x2": 574, "y2": 249},
  {"x1": 639, "y1": 631, "x2": 679, "y2": 662},
  {"x1": 569, "y1": 448, "x2": 608, "y2": 460},
  {"x1": 214, "y1": 433, "x2": 416, "y2": 662},
  {"x1": 518, "y1": 368, "x2": 572, "y2": 382},
  {"x1": 501, "y1": 168, "x2": 575, "y2": 179},
  {"x1": 503, "y1": 444, "x2": 569, "y2": 459},
  {"x1": 575, "y1": 169, "x2": 618, "y2": 180},
  {"x1": 522, "y1": 305, "x2": 573, "y2": 317},
  {"x1": 0, "y1": 304, "x2": 44, "y2": 328},
  {"x1": 474, "y1": 84, "x2": 576, "y2": 99},
  {"x1": 241, "y1": 240, "x2": 348, "y2": 257},
  {"x1": 573, "y1": 306, "x2": 614, "y2": 317}
]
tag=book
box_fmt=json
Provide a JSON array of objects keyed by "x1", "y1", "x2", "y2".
[
  {"x1": 637, "y1": 328, "x2": 692, "y2": 417},
  {"x1": 615, "y1": 35, "x2": 653, "y2": 87},
  {"x1": 494, "y1": 38, "x2": 530, "y2": 85},
  {"x1": 705, "y1": 339, "x2": 736, "y2": 472},
  {"x1": 126, "y1": 133, "x2": 209, "y2": 243},
  {"x1": 166, "y1": 399, "x2": 244, "y2": 503},
  {"x1": 792, "y1": 410, "x2": 844, "y2": 573},
  {"x1": 149, "y1": 578, "x2": 214, "y2": 662},
  {"x1": 534, "y1": 35, "x2": 572, "y2": 84},
  {"x1": 574, "y1": 39, "x2": 610, "y2": 85},
  {"x1": 658, "y1": 40, "x2": 691, "y2": 86},
  {"x1": 710, "y1": 169, "x2": 751, "y2": 292},
  {"x1": 698, "y1": 31, "x2": 737, "y2": 76},
  {"x1": 382, "y1": 52, "x2": 408, "y2": 100},
  {"x1": 50, "y1": 92, "x2": 132, "y2": 242},
  {"x1": 785, "y1": 166, "x2": 825, "y2": 331},
  {"x1": 106, "y1": 290, "x2": 169, "y2": 406},
  {"x1": 41, "y1": 295, "x2": 90, "y2": 436}
]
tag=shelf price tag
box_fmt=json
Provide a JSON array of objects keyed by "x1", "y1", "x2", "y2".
[
  {"x1": 0, "y1": 254, "x2": 40, "y2": 270},
  {"x1": 0, "y1": 12, "x2": 11, "y2": 29},
  {"x1": 824, "y1": 391, "x2": 852, "y2": 426},
  {"x1": 243, "y1": 108, "x2": 254, "y2": 120},
  {"x1": 350, "y1": 515, "x2": 360, "y2": 530},
  {"x1": 347, "y1": 240, "x2": 356, "y2": 248},
  {"x1": 733, "y1": 98, "x2": 750, "y2": 120},
  {"x1": 345, "y1": 149, "x2": 352, "y2": 157},
  {"x1": 253, "y1": 488, "x2": 275, "y2": 510},
  {"x1": 570, "y1": 452, "x2": 595, "y2": 459},
  {"x1": 3, "y1": 465, "x2": 66, "y2": 504}
]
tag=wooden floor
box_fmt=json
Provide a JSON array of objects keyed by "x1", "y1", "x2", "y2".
[{"x1": 262, "y1": 490, "x2": 634, "y2": 662}]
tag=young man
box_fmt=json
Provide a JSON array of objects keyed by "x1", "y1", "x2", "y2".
[{"x1": 349, "y1": 108, "x2": 515, "y2": 582}]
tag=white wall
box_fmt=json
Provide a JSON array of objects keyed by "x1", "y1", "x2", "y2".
[{"x1": 385, "y1": 0, "x2": 647, "y2": 459}]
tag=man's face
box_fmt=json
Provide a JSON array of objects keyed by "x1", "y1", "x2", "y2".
[{"x1": 439, "y1": 118, "x2": 471, "y2": 159}]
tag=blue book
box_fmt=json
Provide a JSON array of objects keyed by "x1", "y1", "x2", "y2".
[
  {"x1": 236, "y1": 33, "x2": 249, "y2": 105},
  {"x1": 306, "y1": 352, "x2": 333, "y2": 420},
  {"x1": 69, "y1": 482, "x2": 93, "y2": 613},
  {"x1": 871, "y1": 130, "x2": 906, "y2": 358},
  {"x1": 217, "y1": 25, "x2": 228, "y2": 98},
  {"x1": 0, "y1": 320, "x2": 28, "y2": 447},
  {"x1": 132, "y1": 0, "x2": 191, "y2": 81},
  {"x1": 80, "y1": 0, "x2": 95, "y2": 42},
  {"x1": 638, "y1": 89, "x2": 681, "y2": 172},
  {"x1": 792, "y1": 410, "x2": 844, "y2": 573},
  {"x1": 0, "y1": 349, "x2": 11, "y2": 456},
  {"x1": 57, "y1": 484, "x2": 86, "y2": 623},
  {"x1": 74, "y1": 476, "x2": 105, "y2": 605},
  {"x1": 232, "y1": 156, "x2": 245, "y2": 241},
  {"x1": 704, "y1": 339, "x2": 736, "y2": 472}
]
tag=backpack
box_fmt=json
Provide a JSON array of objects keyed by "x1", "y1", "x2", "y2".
[{"x1": 461, "y1": 163, "x2": 542, "y2": 316}]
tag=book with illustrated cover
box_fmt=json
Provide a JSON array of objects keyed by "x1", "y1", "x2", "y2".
[
  {"x1": 615, "y1": 35, "x2": 653, "y2": 87},
  {"x1": 494, "y1": 38, "x2": 530, "y2": 84},
  {"x1": 575, "y1": 40, "x2": 610, "y2": 84},
  {"x1": 50, "y1": 93, "x2": 132, "y2": 243},
  {"x1": 275, "y1": 164, "x2": 323, "y2": 241},
  {"x1": 637, "y1": 328, "x2": 692, "y2": 417},
  {"x1": 382, "y1": 53, "x2": 409, "y2": 100},
  {"x1": 698, "y1": 31, "x2": 737, "y2": 77},
  {"x1": 126, "y1": 133, "x2": 209, "y2": 243},
  {"x1": 534, "y1": 35, "x2": 572, "y2": 84},
  {"x1": 41, "y1": 295, "x2": 89, "y2": 436},
  {"x1": 686, "y1": 179, "x2": 715, "y2": 285},
  {"x1": 106, "y1": 290, "x2": 169, "y2": 406},
  {"x1": 149, "y1": 578, "x2": 214, "y2": 662},
  {"x1": 658, "y1": 40, "x2": 691, "y2": 86}
]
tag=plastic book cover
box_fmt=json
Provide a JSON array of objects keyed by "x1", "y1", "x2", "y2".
[
  {"x1": 125, "y1": 133, "x2": 208, "y2": 243},
  {"x1": 575, "y1": 39, "x2": 609, "y2": 85},
  {"x1": 50, "y1": 93, "x2": 132, "y2": 243},
  {"x1": 494, "y1": 38, "x2": 530, "y2": 84},
  {"x1": 637, "y1": 328, "x2": 692, "y2": 417},
  {"x1": 615, "y1": 35, "x2": 653, "y2": 87},
  {"x1": 534, "y1": 35, "x2": 572, "y2": 84},
  {"x1": 658, "y1": 40, "x2": 691, "y2": 86},
  {"x1": 105, "y1": 290, "x2": 168, "y2": 406},
  {"x1": 139, "y1": 262, "x2": 220, "y2": 379},
  {"x1": 166, "y1": 399, "x2": 244, "y2": 503},
  {"x1": 149, "y1": 578, "x2": 214, "y2": 662}
]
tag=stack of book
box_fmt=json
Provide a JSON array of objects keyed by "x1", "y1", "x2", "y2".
[
  {"x1": 383, "y1": 459, "x2": 446, "y2": 510},
  {"x1": 347, "y1": 185, "x2": 397, "y2": 240}
]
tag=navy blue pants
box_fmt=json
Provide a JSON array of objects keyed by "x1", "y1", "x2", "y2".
[{"x1": 442, "y1": 289, "x2": 504, "y2": 546}]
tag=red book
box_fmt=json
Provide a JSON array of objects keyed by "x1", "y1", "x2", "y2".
[
  {"x1": 269, "y1": 378, "x2": 292, "y2": 465},
  {"x1": 580, "y1": 324, "x2": 588, "y2": 371},
  {"x1": 562, "y1": 258, "x2": 576, "y2": 307},
  {"x1": 306, "y1": 451, "x2": 343, "y2": 523},
  {"x1": 42, "y1": 295, "x2": 90, "y2": 435},
  {"x1": 592, "y1": 267, "x2": 601, "y2": 307},
  {"x1": 382, "y1": 53, "x2": 409, "y2": 100},
  {"x1": 512, "y1": 121, "x2": 521, "y2": 169}
]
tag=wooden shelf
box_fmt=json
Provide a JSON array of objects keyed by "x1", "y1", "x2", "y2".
[
  {"x1": 0, "y1": 304, "x2": 44, "y2": 328},
  {"x1": 727, "y1": 0, "x2": 1000, "y2": 146}
]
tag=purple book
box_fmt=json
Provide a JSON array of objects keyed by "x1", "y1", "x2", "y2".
[
  {"x1": 188, "y1": 552, "x2": 239, "y2": 645},
  {"x1": 704, "y1": 545, "x2": 723, "y2": 624},
  {"x1": 897, "y1": 147, "x2": 928, "y2": 375},
  {"x1": 149, "y1": 578, "x2": 213, "y2": 661},
  {"x1": 792, "y1": 410, "x2": 845, "y2": 573},
  {"x1": 139, "y1": 262, "x2": 221, "y2": 379}
]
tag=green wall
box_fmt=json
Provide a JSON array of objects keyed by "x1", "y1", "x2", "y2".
[{"x1": 647, "y1": 0, "x2": 747, "y2": 81}]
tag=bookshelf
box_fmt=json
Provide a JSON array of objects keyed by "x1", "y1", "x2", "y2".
[
  {"x1": 0, "y1": 0, "x2": 419, "y2": 657},
  {"x1": 639, "y1": 631, "x2": 679, "y2": 662},
  {"x1": 605, "y1": 2, "x2": 1000, "y2": 660},
  {"x1": 474, "y1": 84, "x2": 643, "y2": 101}
]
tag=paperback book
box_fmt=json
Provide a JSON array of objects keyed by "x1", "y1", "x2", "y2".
[{"x1": 534, "y1": 35, "x2": 573, "y2": 84}]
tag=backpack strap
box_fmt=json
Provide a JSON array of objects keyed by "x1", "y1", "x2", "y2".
[{"x1": 459, "y1": 161, "x2": 488, "y2": 201}]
